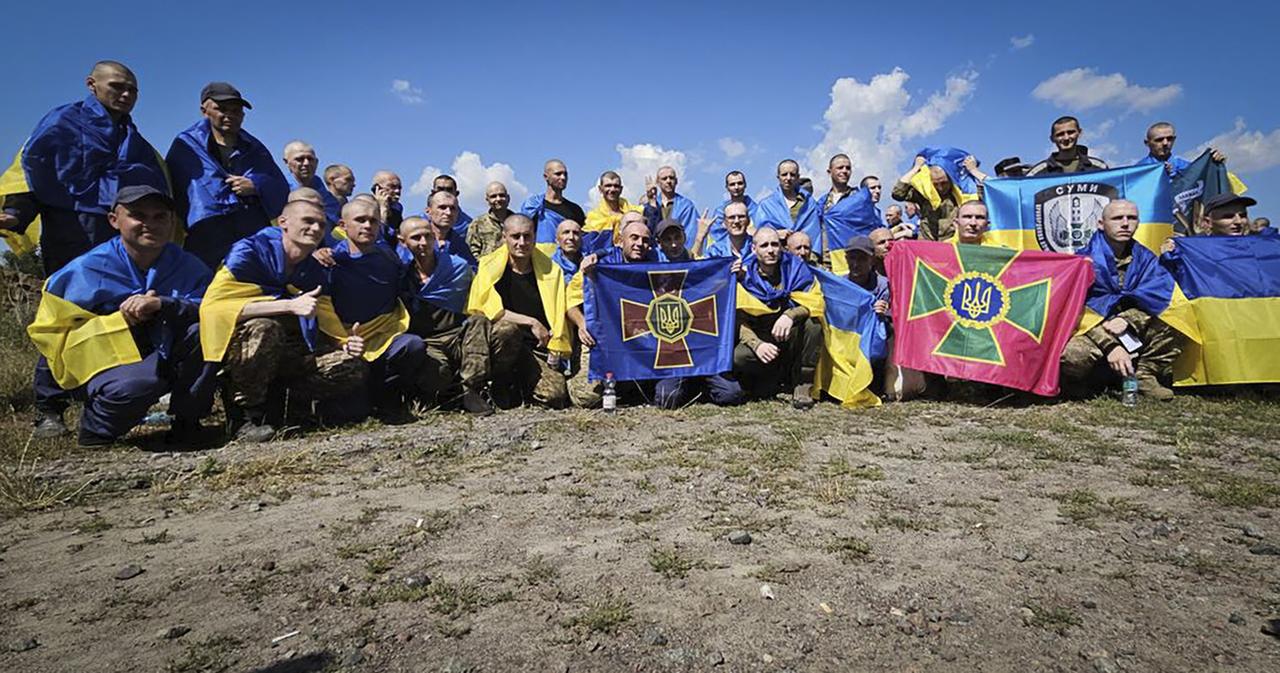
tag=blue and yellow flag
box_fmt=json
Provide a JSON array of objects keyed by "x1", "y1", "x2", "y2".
[
  {"x1": 909, "y1": 147, "x2": 982, "y2": 210},
  {"x1": 983, "y1": 162, "x2": 1173, "y2": 254},
  {"x1": 1162, "y1": 233, "x2": 1280, "y2": 385},
  {"x1": 583, "y1": 258, "x2": 735, "y2": 381},
  {"x1": 736, "y1": 255, "x2": 880, "y2": 407},
  {"x1": 0, "y1": 148, "x2": 40, "y2": 256}
]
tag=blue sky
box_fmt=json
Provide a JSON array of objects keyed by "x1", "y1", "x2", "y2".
[{"x1": 3, "y1": 0, "x2": 1277, "y2": 221}]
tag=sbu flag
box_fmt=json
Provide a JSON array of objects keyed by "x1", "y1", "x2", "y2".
[
  {"x1": 584, "y1": 258, "x2": 736, "y2": 381},
  {"x1": 885, "y1": 240, "x2": 1094, "y2": 396}
]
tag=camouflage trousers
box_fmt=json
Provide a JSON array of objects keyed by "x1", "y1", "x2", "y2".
[
  {"x1": 223, "y1": 316, "x2": 366, "y2": 410},
  {"x1": 460, "y1": 315, "x2": 568, "y2": 408},
  {"x1": 1060, "y1": 308, "x2": 1182, "y2": 389},
  {"x1": 415, "y1": 323, "x2": 465, "y2": 406}
]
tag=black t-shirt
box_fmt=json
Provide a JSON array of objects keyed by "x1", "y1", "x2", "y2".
[
  {"x1": 544, "y1": 198, "x2": 586, "y2": 227},
  {"x1": 495, "y1": 266, "x2": 549, "y2": 330}
]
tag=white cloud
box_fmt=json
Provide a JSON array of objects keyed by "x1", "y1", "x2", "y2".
[
  {"x1": 586, "y1": 143, "x2": 692, "y2": 206},
  {"x1": 1010, "y1": 34, "x2": 1035, "y2": 50},
  {"x1": 801, "y1": 67, "x2": 978, "y2": 195},
  {"x1": 390, "y1": 79, "x2": 424, "y2": 105},
  {"x1": 1196, "y1": 118, "x2": 1280, "y2": 173},
  {"x1": 718, "y1": 137, "x2": 746, "y2": 159},
  {"x1": 1031, "y1": 68, "x2": 1181, "y2": 112},
  {"x1": 409, "y1": 151, "x2": 529, "y2": 214}
]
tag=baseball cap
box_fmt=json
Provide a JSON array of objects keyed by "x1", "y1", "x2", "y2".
[
  {"x1": 200, "y1": 81, "x2": 252, "y2": 109},
  {"x1": 655, "y1": 218, "x2": 684, "y2": 238},
  {"x1": 846, "y1": 235, "x2": 874, "y2": 256},
  {"x1": 112, "y1": 185, "x2": 174, "y2": 210},
  {"x1": 1203, "y1": 193, "x2": 1256, "y2": 214}
]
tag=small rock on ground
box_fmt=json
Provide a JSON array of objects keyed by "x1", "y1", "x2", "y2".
[
  {"x1": 728, "y1": 531, "x2": 752, "y2": 545},
  {"x1": 114, "y1": 564, "x2": 144, "y2": 581},
  {"x1": 156, "y1": 626, "x2": 190, "y2": 640}
]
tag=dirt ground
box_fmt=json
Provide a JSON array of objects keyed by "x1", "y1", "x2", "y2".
[{"x1": 2, "y1": 393, "x2": 1279, "y2": 673}]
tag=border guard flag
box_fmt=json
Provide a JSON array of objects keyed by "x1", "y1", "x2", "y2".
[
  {"x1": 584, "y1": 257, "x2": 736, "y2": 381},
  {"x1": 1162, "y1": 233, "x2": 1280, "y2": 386},
  {"x1": 982, "y1": 162, "x2": 1174, "y2": 254},
  {"x1": 885, "y1": 240, "x2": 1094, "y2": 396}
]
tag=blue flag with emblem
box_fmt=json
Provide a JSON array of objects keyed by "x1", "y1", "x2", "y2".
[
  {"x1": 982, "y1": 162, "x2": 1174, "y2": 255},
  {"x1": 583, "y1": 257, "x2": 736, "y2": 381}
]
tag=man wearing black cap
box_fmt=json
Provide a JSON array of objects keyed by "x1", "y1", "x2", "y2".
[
  {"x1": 26, "y1": 186, "x2": 217, "y2": 445},
  {"x1": 655, "y1": 217, "x2": 694, "y2": 262},
  {"x1": 166, "y1": 82, "x2": 290, "y2": 269},
  {"x1": 1201, "y1": 194, "x2": 1255, "y2": 236}
]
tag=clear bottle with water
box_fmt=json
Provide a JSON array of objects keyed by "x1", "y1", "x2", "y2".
[
  {"x1": 1121, "y1": 373, "x2": 1138, "y2": 407},
  {"x1": 602, "y1": 372, "x2": 617, "y2": 413}
]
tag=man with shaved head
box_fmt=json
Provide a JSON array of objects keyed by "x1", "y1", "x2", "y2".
[
  {"x1": 757, "y1": 159, "x2": 821, "y2": 250},
  {"x1": 954, "y1": 201, "x2": 994, "y2": 246},
  {"x1": 1138, "y1": 121, "x2": 1226, "y2": 178},
  {"x1": 324, "y1": 164, "x2": 355, "y2": 207},
  {"x1": 324, "y1": 199, "x2": 428, "y2": 424},
  {"x1": 564, "y1": 213, "x2": 659, "y2": 408},
  {"x1": 282, "y1": 140, "x2": 342, "y2": 224},
  {"x1": 466, "y1": 181, "x2": 513, "y2": 260},
  {"x1": 1, "y1": 60, "x2": 170, "y2": 437},
  {"x1": 428, "y1": 174, "x2": 473, "y2": 240},
  {"x1": 461, "y1": 213, "x2": 571, "y2": 410},
  {"x1": 427, "y1": 189, "x2": 478, "y2": 268},
  {"x1": 707, "y1": 170, "x2": 762, "y2": 253},
  {"x1": 200, "y1": 199, "x2": 367, "y2": 441},
  {"x1": 398, "y1": 216, "x2": 477, "y2": 412},
  {"x1": 167, "y1": 81, "x2": 290, "y2": 269},
  {"x1": 552, "y1": 218, "x2": 585, "y2": 281},
  {"x1": 785, "y1": 230, "x2": 817, "y2": 265},
  {"x1": 734, "y1": 227, "x2": 824, "y2": 408},
  {"x1": 520, "y1": 159, "x2": 586, "y2": 248},
  {"x1": 2, "y1": 60, "x2": 168, "y2": 274},
  {"x1": 1061, "y1": 199, "x2": 1185, "y2": 401},
  {"x1": 643, "y1": 166, "x2": 702, "y2": 252},
  {"x1": 370, "y1": 170, "x2": 404, "y2": 235}
]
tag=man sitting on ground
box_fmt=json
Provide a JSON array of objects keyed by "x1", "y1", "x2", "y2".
[
  {"x1": 398, "y1": 216, "x2": 479, "y2": 413},
  {"x1": 735, "y1": 227, "x2": 824, "y2": 408},
  {"x1": 1061, "y1": 200, "x2": 1184, "y2": 401},
  {"x1": 326, "y1": 199, "x2": 427, "y2": 423},
  {"x1": 462, "y1": 214, "x2": 571, "y2": 409}
]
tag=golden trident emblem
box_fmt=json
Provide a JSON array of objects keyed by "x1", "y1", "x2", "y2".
[
  {"x1": 656, "y1": 301, "x2": 684, "y2": 338},
  {"x1": 960, "y1": 280, "x2": 993, "y2": 319}
]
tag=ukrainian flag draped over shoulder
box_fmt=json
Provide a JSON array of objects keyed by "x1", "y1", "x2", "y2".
[
  {"x1": 321, "y1": 240, "x2": 409, "y2": 362},
  {"x1": 1161, "y1": 234, "x2": 1280, "y2": 385},
  {"x1": 818, "y1": 186, "x2": 880, "y2": 258},
  {"x1": 199, "y1": 227, "x2": 336, "y2": 362},
  {"x1": 909, "y1": 147, "x2": 981, "y2": 210},
  {"x1": 582, "y1": 198, "x2": 641, "y2": 254},
  {"x1": 398, "y1": 244, "x2": 474, "y2": 315},
  {"x1": 466, "y1": 246, "x2": 571, "y2": 354},
  {"x1": 657, "y1": 192, "x2": 700, "y2": 246},
  {"x1": 0, "y1": 147, "x2": 39, "y2": 256},
  {"x1": 1075, "y1": 233, "x2": 1199, "y2": 342},
  {"x1": 983, "y1": 162, "x2": 1173, "y2": 253},
  {"x1": 756, "y1": 187, "x2": 822, "y2": 251},
  {"x1": 28, "y1": 238, "x2": 211, "y2": 389},
  {"x1": 809, "y1": 268, "x2": 883, "y2": 409},
  {"x1": 166, "y1": 119, "x2": 289, "y2": 227},
  {"x1": 736, "y1": 255, "x2": 879, "y2": 408},
  {"x1": 519, "y1": 193, "x2": 565, "y2": 253},
  {"x1": 22, "y1": 95, "x2": 169, "y2": 215}
]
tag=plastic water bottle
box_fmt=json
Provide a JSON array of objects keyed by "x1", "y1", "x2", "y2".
[
  {"x1": 1121, "y1": 373, "x2": 1138, "y2": 407},
  {"x1": 602, "y1": 372, "x2": 617, "y2": 413}
]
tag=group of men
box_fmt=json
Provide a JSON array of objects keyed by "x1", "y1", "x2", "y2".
[{"x1": 3, "y1": 62, "x2": 1272, "y2": 447}]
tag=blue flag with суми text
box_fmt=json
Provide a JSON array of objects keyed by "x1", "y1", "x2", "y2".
[
  {"x1": 583, "y1": 257, "x2": 736, "y2": 382},
  {"x1": 981, "y1": 162, "x2": 1173, "y2": 254}
]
